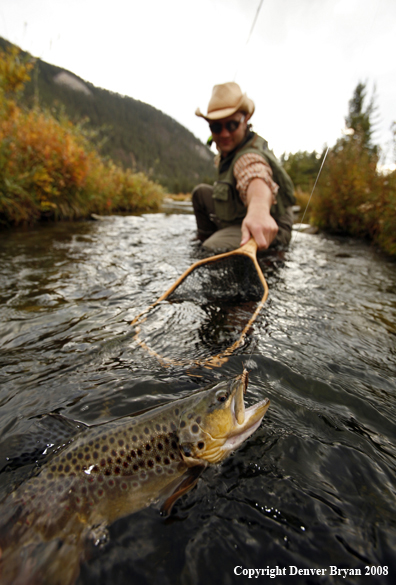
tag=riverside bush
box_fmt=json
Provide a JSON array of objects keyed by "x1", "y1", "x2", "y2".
[
  {"x1": 312, "y1": 131, "x2": 396, "y2": 257},
  {"x1": 0, "y1": 48, "x2": 164, "y2": 226}
]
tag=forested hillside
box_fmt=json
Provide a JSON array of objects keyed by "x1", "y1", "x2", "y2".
[{"x1": 0, "y1": 37, "x2": 215, "y2": 192}]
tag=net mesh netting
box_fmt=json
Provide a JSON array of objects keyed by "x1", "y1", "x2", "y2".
[{"x1": 135, "y1": 255, "x2": 265, "y2": 365}]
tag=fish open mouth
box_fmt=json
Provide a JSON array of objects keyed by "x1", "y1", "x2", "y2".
[
  {"x1": 225, "y1": 397, "x2": 270, "y2": 453},
  {"x1": 224, "y1": 369, "x2": 270, "y2": 452}
]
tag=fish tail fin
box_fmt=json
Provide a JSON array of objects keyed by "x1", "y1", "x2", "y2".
[{"x1": 0, "y1": 538, "x2": 84, "y2": 585}]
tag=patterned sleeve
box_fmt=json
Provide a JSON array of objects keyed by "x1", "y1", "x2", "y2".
[{"x1": 234, "y1": 153, "x2": 279, "y2": 205}]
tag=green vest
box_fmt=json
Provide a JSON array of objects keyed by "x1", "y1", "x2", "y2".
[{"x1": 212, "y1": 133, "x2": 295, "y2": 226}]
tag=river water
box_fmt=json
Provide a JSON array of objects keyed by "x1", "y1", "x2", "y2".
[{"x1": 0, "y1": 210, "x2": 395, "y2": 584}]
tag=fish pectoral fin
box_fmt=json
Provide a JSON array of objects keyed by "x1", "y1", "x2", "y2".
[{"x1": 160, "y1": 465, "x2": 205, "y2": 516}]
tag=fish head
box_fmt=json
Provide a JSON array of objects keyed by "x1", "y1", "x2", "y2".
[{"x1": 178, "y1": 369, "x2": 270, "y2": 464}]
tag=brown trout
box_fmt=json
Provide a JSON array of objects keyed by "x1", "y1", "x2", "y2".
[{"x1": 0, "y1": 370, "x2": 269, "y2": 585}]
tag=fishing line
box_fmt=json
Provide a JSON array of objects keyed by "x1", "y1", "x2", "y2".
[
  {"x1": 233, "y1": 0, "x2": 264, "y2": 81},
  {"x1": 292, "y1": 145, "x2": 330, "y2": 240}
]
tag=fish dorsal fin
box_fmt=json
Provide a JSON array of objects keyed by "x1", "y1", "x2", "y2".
[
  {"x1": 0, "y1": 413, "x2": 88, "y2": 471},
  {"x1": 160, "y1": 465, "x2": 205, "y2": 516}
]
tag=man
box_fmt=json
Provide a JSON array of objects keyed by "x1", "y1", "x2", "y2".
[{"x1": 193, "y1": 82, "x2": 295, "y2": 251}]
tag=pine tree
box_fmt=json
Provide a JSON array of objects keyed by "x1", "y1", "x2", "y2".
[{"x1": 345, "y1": 82, "x2": 378, "y2": 153}]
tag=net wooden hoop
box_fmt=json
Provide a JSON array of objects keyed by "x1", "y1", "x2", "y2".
[{"x1": 131, "y1": 238, "x2": 269, "y2": 368}]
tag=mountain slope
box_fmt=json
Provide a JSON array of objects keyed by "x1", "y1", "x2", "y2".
[{"x1": 0, "y1": 37, "x2": 215, "y2": 192}]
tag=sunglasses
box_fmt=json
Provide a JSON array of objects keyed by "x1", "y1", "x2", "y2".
[{"x1": 209, "y1": 116, "x2": 245, "y2": 135}]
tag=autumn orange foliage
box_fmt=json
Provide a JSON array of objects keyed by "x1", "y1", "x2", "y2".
[
  {"x1": 312, "y1": 132, "x2": 396, "y2": 257},
  {"x1": 0, "y1": 47, "x2": 164, "y2": 226}
]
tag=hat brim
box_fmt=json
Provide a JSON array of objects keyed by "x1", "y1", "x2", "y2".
[{"x1": 195, "y1": 105, "x2": 241, "y2": 120}]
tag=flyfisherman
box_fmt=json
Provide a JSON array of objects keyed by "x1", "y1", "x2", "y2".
[{"x1": 193, "y1": 82, "x2": 295, "y2": 251}]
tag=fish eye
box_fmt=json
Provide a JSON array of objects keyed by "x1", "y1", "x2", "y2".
[{"x1": 216, "y1": 391, "x2": 228, "y2": 403}]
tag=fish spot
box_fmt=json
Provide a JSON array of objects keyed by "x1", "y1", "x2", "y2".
[
  {"x1": 102, "y1": 445, "x2": 109, "y2": 453},
  {"x1": 126, "y1": 455, "x2": 132, "y2": 462},
  {"x1": 130, "y1": 450, "x2": 136, "y2": 458},
  {"x1": 120, "y1": 450, "x2": 125, "y2": 456},
  {"x1": 145, "y1": 444, "x2": 151, "y2": 451},
  {"x1": 157, "y1": 443, "x2": 163, "y2": 451},
  {"x1": 162, "y1": 425, "x2": 167, "y2": 432},
  {"x1": 72, "y1": 459, "x2": 77, "y2": 465},
  {"x1": 100, "y1": 459, "x2": 106, "y2": 467},
  {"x1": 108, "y1": 479, "x2": 115, "y2": 487},
  {"x1": 196, "y1": 416, "x2": 202, "y2": 424},
  {"x1": 164, "y1": 437, "x2": 170, "y2": 445},
  {"x1": 187, "y1": 413, "x2": 193, "y2": 419},
  {"x1": 78, "y1": 453, "x2": 83, "y2": 460},
  {"x1": 75, "y1": 466, "x2": 81, "y2": 471},
  {"x1": 93, "y1": 465, "x2": 99, "y2": 473},
  {"x1": 98, "y1": 475, "x2": 104, "y2": 482},
  {"x1": 155, "y1": 467, "x2": 163, "y2": 474},
  {"x1": 133, "y1": 464, "x2": 139, "y2": 471},
  {"x1": 198, "y1": 442, "x2": 205, "y2": 450},
  {"x1": 84, "y1": 446, "x2": 89, "y2": 452},
  {"x1": 156, "y1": 455, "x2": 161, "y2": 463},
  {"x1": 191, "y1": 424, "x2": 199, "y2": 434},
  {"x1": 98, "y1": 489, "x2": 104, "y2": 497},
  {"x1": 93, "y1": 452, "x2": 98, "y2": 459},
  {"x1": 88, "y1": 441, "x2": 93, "y2": 447},
  {"x1": 105, "y1": 470, "x2": 111, "y2": 476},
  {"x1": 95, "y1": 443, "x2": 100, "y2": 450},
  {"x1": 110, "y1": 437, "x2": 115, "y2": 444},
  {"x1": 65, "y1": 465, "x2": 71, "y2": 473},
  {"x1": 51, "y1": 465, "x2": 56, "y2": 472},
  {"x1": 164, "y1": 457, "x2": 170, "y2": 465},
  {"x1": 147, "y1": 459, "x2": 154, "y2": 468},
  {"x1": 140, "y1": 471, "x2": 147, "y2": 480},
  {"x1": 155, "y1": 424, "x2": 160, "y2": 431},
  {"x1": 81, "y1": 487, "x2": 87, "y2": 495},
  {"x1": 171, "y1": 422, "x2": 176, "y2": 431},
  {"x1": 171, "y1": 441, "x2": 177, "y2": 450},
  {"x1": 123, "y1": 461, "x2": 129, "y2": 468},
  {"x1": 139, "y1": 460, "x2": 146, "y2": 468},
  {"x1": 118, "y1": 440, "x2": 124, "y2": 447},
  {"x1": 175, "y1": 408, "x2": 179, "y2": 415},
  {"x1": 144, "y1": 427, "x2": 150, "y2": 435},
  {"x1": 67, "y1": 453, "x2": 72, "y2": 460},
  {"x1": 137, "y1": 449, "x2": 143, "y2": 457},
  {"x1": 114, "y1": 467, "x2": 120, "y2": 474},
  {"x1": 101, "y1": 435, "x2": 107, "y2": 441},
  {"x1": 132, "y1": 435, "x2": 138, "y2": 442},
  {"x1": 107, "y1": 457, "x2": 113, "y2": 465},
  {"x1": 111, "y1": 449, "x2": 117, "y2": 457},
  {"x1": 85, "y1": 454, "x2": 91, "y2": 461},
  {"x1": 180, "y1": 421, "x2": 186, "y2": 428},
  {"x1": 116, "y1": 457, "x2": 122, "y2": 464},
  {"x1": 170, "y1": 453, "x2": 175, "y2": 460}
]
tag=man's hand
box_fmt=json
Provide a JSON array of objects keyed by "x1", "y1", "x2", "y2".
[{"x1": 240, "y1": 178, "x2": 278, "y2": 250}]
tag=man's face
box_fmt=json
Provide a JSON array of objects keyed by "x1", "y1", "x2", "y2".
[{"x1": 209, "y1": 113, "x2": 249, "y2": 156}]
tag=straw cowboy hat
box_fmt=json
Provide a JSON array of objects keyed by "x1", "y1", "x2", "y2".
[{"x1": 195, "y1": 82, "x2": 255, "y2": 121}]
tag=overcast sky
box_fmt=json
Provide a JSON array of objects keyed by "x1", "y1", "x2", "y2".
[{"x1": 1, "y1": 0, "x2": 395, "y2": 166}]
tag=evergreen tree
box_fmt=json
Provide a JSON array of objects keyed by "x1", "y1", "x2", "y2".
[{"x1": 345, "y1": 82, "x2": 377, "y2": 153}]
